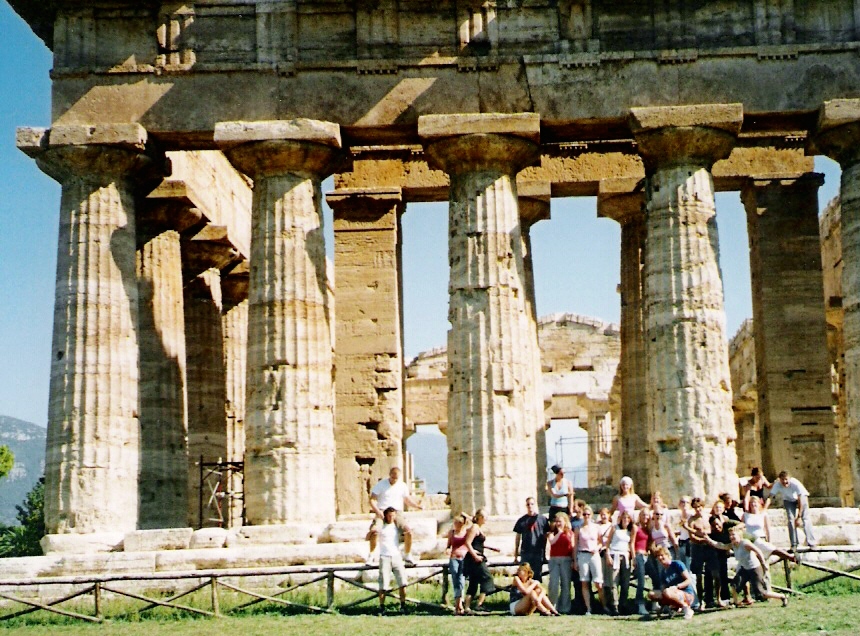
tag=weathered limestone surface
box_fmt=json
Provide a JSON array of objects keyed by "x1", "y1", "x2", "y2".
[
  {"x1": 420, "y1": 113, "x2": 541, "y2": 515},
  {"x1": 223, "y1": 296, "x2": 248, "y2": 528},
  {"x1": 630, "y1": 105, "x2": 740, "y2": 504},
  {"x1": 184, "y1": 269, "x2": 227, "y2": 527},
  {"x1": 729, "y1": 319, "x2": 761, "y2": 477},
  {"x1": 18, "y1": 124, "x2": 162, "y2": 534},
  {"x1": 813, "y1": 99, "x2": 860, "y2": 508},
  {"x1": 741, "y1": 174, "x2": 839, "y2": 503},
  {"x1": 328, "y1": 187, "x2": 405, "y2": 516},
  {"x1": 597, "y1": 178, "x2": 649, "y2": 492},
  {"x1": 215, "y1": 120, "x2": 343, "y2": 525},
  {"x1": 137, "y1": 229, "x2": 188, "y2": 529},
  {"x1": 820, "y1": 198, "x2": 853, "y2": 506}
]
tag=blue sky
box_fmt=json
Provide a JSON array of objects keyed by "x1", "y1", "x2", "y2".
[{"x1": 0, "y1": 2, "x2": 842, "y2": 438}]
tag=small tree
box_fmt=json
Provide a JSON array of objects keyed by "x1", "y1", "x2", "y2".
[
  {"x1": 0, "y1": 446, "x2": 13, "y2": 480},
  {"x1": 0, "y1": 477, "x2": 44, "y2": 558}
]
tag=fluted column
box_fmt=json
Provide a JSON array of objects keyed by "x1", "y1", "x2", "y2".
[
  {"x1": 17, "y1": 124, "x2": 163, "y2": 535},
  {"x1": 741, "y1": 174, "x2": 840, "y2": 503},
  {"x1": 216, "y1": 120, "x2": 342, "y2": 524},
  {"x1": 327, "y1": 187, "x2": 405, "y2": 516},
  {"x1": 184, "y1": 268, "x2": 227, "y2": 526},
  {"x1": 519, "y1": 183, "x2": 551, "y2": 497},
  {"x1": 813, "y1": 99, "x2": 860, "y2": 504},
  {"x1": 629, "y1": 105, "x2": 741, "y2": 504},
  {"x1": 223, "y1": 289, "x2": 248, "y2": 529},
  {"x1": 137, "y1": 229, "x2": 188, "y2": 529},
  {"x1": 419, "y1": 113, "x2": 542, "y2": 515},
  {"x1": 597, "y1": 179, "x2": 649, "y2": 493}
]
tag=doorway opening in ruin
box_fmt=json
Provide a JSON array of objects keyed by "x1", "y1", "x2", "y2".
[{"x1": 546, "y1": 418, "x2": 589, "y2": 488}]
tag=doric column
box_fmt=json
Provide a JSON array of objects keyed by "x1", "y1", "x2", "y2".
[
  {"x1": 587, "y1": 410, "x2": 614, "y2": 487},
  {"x1": 327, "y1": 187, "x2": 406, "y2": 516},
  {"x1": 629, "y1": 105, "x2": 741, "y2": 504},
  {"x1": 184, "y1": 268, "x2": 227, "y2": 526},
  {"x1": 519, "y1": 182, "x2": 551, "y2": 497},
  {"x1": 215, "y1": 120, "x2": 342, "y2": 524},
  {"x1": 17, "y1": 124, "x2": 163, "y2": 535},
  {"x1": 222, "y1": 264, "x2": 248, "y2": 528},
  {"x1": 137, "y1": 228, "x2": 188, "y2": 529},
  {"x1": 741, "y1": 174, "x2": 840, "y2": 503},
  {"x1": 812, "y1": 99, "x2": 860, "y2": 504},
  {"x1": 597, "y1": 178, "x2": 649, "y2": 493},
  {"x1": 419, "y1": 113, "x2": 542, "y2": 515}
]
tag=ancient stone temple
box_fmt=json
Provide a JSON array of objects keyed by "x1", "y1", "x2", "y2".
[{"x1": 10, "y1": 1, "x2": 860, "y2": 548}]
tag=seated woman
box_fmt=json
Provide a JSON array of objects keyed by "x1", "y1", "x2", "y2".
[
  {"x1": 509, "y1": 563, "x2": 560, "y2": 616},
  {"x1": 647, "y1": 546, "x2": 697, "y2": 620}
]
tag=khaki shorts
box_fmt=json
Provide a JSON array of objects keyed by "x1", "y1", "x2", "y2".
[
  {"x1": 577, "y1": 551, "x2": 603, "y2": 584},
  {"x1": 379, "y1": 555, "x2": 407, "y2": 590}
]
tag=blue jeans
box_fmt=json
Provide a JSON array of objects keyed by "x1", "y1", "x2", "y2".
[
  {"x1": 784, "y1": 497, "x2": 817, "y2": 547},
  {"x1": 449, "y1": 557, "x2": 466, "y2": 598},
  {"x1": 548, "y1": 556, "x2": 572, "y2": 614},
  {"x1": 634, "y1": 553, "x2": 647, "y2": 603}
]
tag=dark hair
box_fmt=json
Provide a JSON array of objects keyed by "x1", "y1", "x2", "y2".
[
  {"x1": 751, "y1": 467, "x2": 761, "y2": 476},
  {"x1": 383, "y1": 506, "x2": 397, "y2": 516},
  {"x1": 551, "y1": 464, "x2": 562, "y2": 474}
]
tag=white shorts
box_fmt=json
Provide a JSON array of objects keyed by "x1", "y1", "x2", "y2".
[
  {"x1": 379, "y1": 555, "x2": 407, "y2": 590},
  {"x1": 510, "y1": 600, "x2": 520, "y2": 615},
  {"x1": 577, "y1": 551, "x2": 603, "y2": 584}
]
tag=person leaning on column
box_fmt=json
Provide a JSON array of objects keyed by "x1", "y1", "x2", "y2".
[{"x1": 768, "y1": 471, "x2": 817, "y2": 550}]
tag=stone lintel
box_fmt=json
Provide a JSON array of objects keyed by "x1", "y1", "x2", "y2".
[
  {"x1": 596, "y1": 178, "x2": 645, "y2": 225},
  {"x1": 18, "y1": 124, "x2": 149, "y2": 154},
  {"x1": 817, "y1": 99, "x2": 860, "y2": 134},
  {"x1": 214, "y1": 119, "x2": 342, "y2": 148},
  {"x1": 15, "y1": 127, "x2": 48, "y2": 157},
  {"x1": 418, "y1": 112, "x2": 540, "y2": 143},
  {"x1": 628, "y1": 104, "x2": 743, "y2": 135},
  {"x1": 741, "y1": 172, "x2": 825, "y2": 216}
]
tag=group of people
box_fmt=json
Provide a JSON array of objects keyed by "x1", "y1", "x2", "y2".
[{"x1": 365, "y1": 464, "x2": 815, "y2": 618}]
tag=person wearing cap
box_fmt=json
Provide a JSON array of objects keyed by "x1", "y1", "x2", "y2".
[
  {"x1": 546, "y1": 464, "x2": 574, "y2": 522},
  {"x1": 609, "y1": 476, "x2": 648, "y2": 520}
]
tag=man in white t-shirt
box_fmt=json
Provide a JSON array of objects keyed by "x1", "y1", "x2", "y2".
[
  {"x1": 377, "y1": 507, "x2": 410, "y2": 615},
  {"x1": 768, "y1": 471, "x2": 817, "y2": 549},
  {"x1": 367, "y1": 466, "x2": 422, "y2": 564}
]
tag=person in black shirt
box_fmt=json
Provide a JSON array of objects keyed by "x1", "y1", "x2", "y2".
[{"x1": 514, "y1": 497, "x2": 550, "y2": 582}]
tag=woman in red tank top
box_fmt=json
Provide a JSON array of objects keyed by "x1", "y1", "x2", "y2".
[{"x1": 547, "y1": 512, "x2": 574, "y2": 614}]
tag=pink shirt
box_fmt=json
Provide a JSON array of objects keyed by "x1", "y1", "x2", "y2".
[{"x1": 577, "y1": 524, "x2": 601, "y2": 553}]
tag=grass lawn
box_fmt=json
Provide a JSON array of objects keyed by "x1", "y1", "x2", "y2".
[{"x1": 3, "y1": 563, "x2": 859, "y2": 635}]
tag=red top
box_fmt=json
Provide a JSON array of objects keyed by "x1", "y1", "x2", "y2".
[
  {"x1": 449, "y1": 532, "x2": 468, "y2": 559},
  {"x1": 634, "y1": 526, "x2": 649, "y2": 553},
  {"x1": 549, "y1": 530, "x2": 574, "y2": 557}
]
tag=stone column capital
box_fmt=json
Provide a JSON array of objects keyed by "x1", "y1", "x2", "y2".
[
  {"x1": 741, "y1": 172, "x2": 825, "y2": 215},
  {"x1": 597, "y1": 178, "x2": 645, "y2": 225},
  {"x1": 214, "y1": 119, "x2": 345, "y2": 179},
  {"x1": 17, "y1": 124, "x2": 167, "y2": 189},
  {"x1": 810, "y1": 99, "x2": 860, "y2": 167},
  {"x1": 518, "y1": 181, "x2": 551, "y2": 228},
  {"x1": 326, "y1": 186, "x2": 403, "y2": 224},
  {"x1": 418, "y1": 112, "x2": 541, "y2": 175},
  {"x1": 629, "y1": 104, "x2": 743, "y2": 172}
]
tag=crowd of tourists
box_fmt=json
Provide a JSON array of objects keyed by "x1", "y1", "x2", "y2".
[{"x1": 366, "y1": 465, "x2": 815, "y2": 618}]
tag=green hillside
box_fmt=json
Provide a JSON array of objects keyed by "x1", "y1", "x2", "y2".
[{"x1": 0, "y1": 415, "x2": 45, "y2": 526}]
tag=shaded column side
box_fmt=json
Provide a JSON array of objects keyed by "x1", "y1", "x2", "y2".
[
  {"x1": 742, "y1": 175, "x2": 840, "y2": 503},
  {"x1": 328, "y1": 187, "x2": 406, "y2": 516}
]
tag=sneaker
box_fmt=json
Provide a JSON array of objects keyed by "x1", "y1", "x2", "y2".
[
  {"x1": 637, "y1": 603, "x2": 649, "y2": 616},
  {"x1": 404, "y1": 553, "x2": 417, "y2": 566},
  {"x1": 781, "y1": 596, "x2": 789, "y2": 608},
  {"x1": 683, "y1": 607, "x2": 694, "y2": 620},
  {"x1": 365, "y1": 553, "x2": 379, "y2": 566},
  {"x1": 584, "y1": 610, "x2": 591, "y2": 616},
  {"x1": 718, "y1": 599, "x2": 731, "y2": 608}
]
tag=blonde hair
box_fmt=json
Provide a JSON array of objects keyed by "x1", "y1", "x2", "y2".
[
  {"x1": 516, "y1": 562, "x2": 534, "y2": 579},
  {"x1": 651, "y1": 545, "x2": 671, "y2": 559},
  {"x1": 553, "y1": 512, "x2": 572, "y2": 532}
]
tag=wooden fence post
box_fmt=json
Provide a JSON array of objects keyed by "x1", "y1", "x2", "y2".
[{"x1": 211, "y1": 577, "x2": 220, "y2": 616}]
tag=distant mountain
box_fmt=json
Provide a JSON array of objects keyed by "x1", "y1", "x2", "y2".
[{"x1": 0, "y1": 416, "x2": 46, "y2": 526}]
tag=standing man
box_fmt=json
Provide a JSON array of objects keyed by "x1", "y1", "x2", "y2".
[
  {"x1": 513, "y1": 497, "x2": 549, "y2": 582},
  {"x1": 377, "y1": 507, "x2": 410, "y2": 615},
  {"x1": 367, "y1": 466, "x2": 423, "y2": 564},
  {"x1": 768, "y1": 470, "x2": 817, "y2": 549}
]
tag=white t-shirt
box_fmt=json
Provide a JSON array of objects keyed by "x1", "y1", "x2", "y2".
[
  {"x1": 379, "y1": 522, "x2": 401, "y2": 557},
  {"x1": 372, "y1": 478, "x2": 410, "y2": 511},
  {"x1": 770, "y1": 478, "x2": 809, "y2": 502}
]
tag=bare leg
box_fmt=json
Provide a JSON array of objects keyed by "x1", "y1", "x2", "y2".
[
  {"x1": 581, "y1": 582, "x2": 592, "y2": 612},
  {"x1": 398, "y1": 587, "x2": 407, "y2": 611},
  {"x1": 369, "y1": 532, "x2": 378, "y2": 554},
  {"x1": 596, "y1": 584, "x2": 605, "y2": 608},
  {"x1": 404, "y1": 532, "x2": 412, "y2": 556}
]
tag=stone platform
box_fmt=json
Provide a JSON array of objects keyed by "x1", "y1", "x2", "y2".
[{"x1": 2, "y1": 508, "x2": 860, "y2": 600}]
